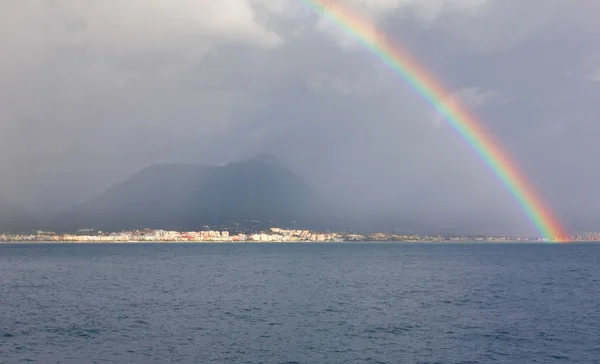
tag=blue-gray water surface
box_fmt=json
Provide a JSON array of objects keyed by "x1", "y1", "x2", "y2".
[{"x1": 1, "y1": 243, "x2": 599, "y2": 363}]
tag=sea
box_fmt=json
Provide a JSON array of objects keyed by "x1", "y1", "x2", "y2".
[{"x1": 1, "y1": 242, "x2": 599, "y2": 364}]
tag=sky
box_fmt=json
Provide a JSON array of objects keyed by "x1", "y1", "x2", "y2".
[{"x1": 1, "y1": 0, "x2": 599, "y2": 234}]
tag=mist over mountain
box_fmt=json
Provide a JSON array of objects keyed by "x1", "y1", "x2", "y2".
[
  {"x1": 242, "y1": 153, "x2": 286, "y2": 166},
  {"x1": 41, "y1": 155, "x2": 537, "y2": 235},
  {"x1": 0, "y1": 152, "x2": 553, "y2": 236},
  {"x1": 0, "y1": 199, "x2": 37, "y2": 233},
  {"x1": 55, "y1": 160, "x2": 317, "y2": 232},
  {"x1": 1, "y1": 155, "x2": 555, "y2": 236}
]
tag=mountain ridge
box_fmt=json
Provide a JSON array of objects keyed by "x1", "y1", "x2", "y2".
[{"x1": 55, "y1": 160, "x2": 316, "y2": 232}]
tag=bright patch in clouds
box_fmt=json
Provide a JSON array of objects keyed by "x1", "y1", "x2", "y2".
[{"x1": 2, "y1": 0, "x2": 283, "y2": 50}]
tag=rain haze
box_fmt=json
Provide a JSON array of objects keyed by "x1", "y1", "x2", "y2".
[{"x1": 1, "y1": 0, "x2": 599, "y2": 235}]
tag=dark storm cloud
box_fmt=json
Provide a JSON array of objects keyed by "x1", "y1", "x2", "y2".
[{"x1": 0, "y1": 0, "x2": 598, "y2": 233}]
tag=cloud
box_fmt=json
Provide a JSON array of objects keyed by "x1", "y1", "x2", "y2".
[
  {"x1": 340, "y1": 0, "x2": 489, "y2": 19},
  {"x1": 584, "y1": 54, "x2": 600, "y2": 82},
  {"x1": 397, "y1": 0, "x2": 489, "y2": 24},
  {"x1": 427, "y1": 87, "x2": 504, "y2": 128},
  {"x1": 588, "y1": 69, "x2": 600, "y2": 82},
  {"x1": 454, "y1": 87, "x2": 505, "y2": 108},
  {"x1": 0, "y1": 0, "x2": 284, "y2": 207},
  {"x1": 0, "y1": 0, "x2": 599, "y2": 234},
  {"x1": 311, "y1": 0, "x2": 491, "y2": 50},
  {"x1": 76, "y1": 0, "x2": 281, "y2": 47},
  {"x1": 392, "y1": 0, "x2": 600, "y2": 53}
]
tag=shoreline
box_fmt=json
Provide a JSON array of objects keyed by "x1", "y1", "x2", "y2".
[{"x1": 0, "y1": 240, "x2": 591, "y2": 244}]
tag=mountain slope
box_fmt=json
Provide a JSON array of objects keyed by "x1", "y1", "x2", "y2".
[
  {"x1": 57, "y1": 161, "x2": 315, "y2": 231},
  {"x1": 0, "y1": 199, "x2": 37, "y2": 233}
]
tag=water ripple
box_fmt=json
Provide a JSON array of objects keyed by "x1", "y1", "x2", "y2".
[{"x1": 1, "y1": 243, "x2": 599, "y2": 363}]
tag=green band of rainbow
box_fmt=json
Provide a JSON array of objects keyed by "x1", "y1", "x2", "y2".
[{"x1": 304, "y1": 0, "x2": 568, "y2": 241}]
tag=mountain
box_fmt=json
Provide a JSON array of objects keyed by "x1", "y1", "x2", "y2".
[
  {"x1": 56, "y1": 161, "x2": 316, "y2": 231},
  {"x1": 0, "y1": 199, "x2": 37, "y2": 233},
  {"x1": 242, "y1": 152, "x2": 286, "y2": 166}
]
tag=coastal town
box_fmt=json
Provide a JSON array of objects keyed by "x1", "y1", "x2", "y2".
[{"x1": 1, "y1": 228, "x2": 599, "y2": 243}]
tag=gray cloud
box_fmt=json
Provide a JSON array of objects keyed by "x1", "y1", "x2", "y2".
[
  {"x1": 584, "y1": 54, "x2": 600, "y2": 82},
  {"x1": 1, "y1": 0, "x2": 598, "y2": 234}
]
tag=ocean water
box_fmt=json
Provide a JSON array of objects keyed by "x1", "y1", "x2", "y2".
[{"x1": 1, "y1": 243, "x2": 599, "y2": 364}]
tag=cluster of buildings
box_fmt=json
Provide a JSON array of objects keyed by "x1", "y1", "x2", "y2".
[
  {"x1": 1, "y1": 229, "x2": 600, "y2": 243},
  {"x1": 571, "y1": 232, "x2": 600, "y2": 241},
  {"x1": 0, "y1": 228, "x2": 342, "y2": 243}
]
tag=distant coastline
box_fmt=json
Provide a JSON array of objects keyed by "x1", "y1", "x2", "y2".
[
  {"x1": 2, "y1": 227, "x2": 597, "y2": 244},
  {"x1": 3, "y1": 241, "x2": 599, "y2": 245}
]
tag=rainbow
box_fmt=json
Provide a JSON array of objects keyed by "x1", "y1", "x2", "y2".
[{"x1": 303, "y1": 0, "x2": 569, "y2": 241}]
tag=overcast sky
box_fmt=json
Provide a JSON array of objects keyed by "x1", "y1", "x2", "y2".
[{"x1": 1, "y1": 0, "x2": 599, "y2": 234}]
